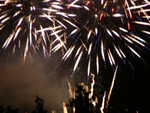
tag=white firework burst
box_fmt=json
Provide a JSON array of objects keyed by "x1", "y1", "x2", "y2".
[
  {"x1": 0, "y1": 0, "x2": 73, "y2": 61},
  {"x1": 61, "y1": 0, "x2": 150, "y2": 76}
]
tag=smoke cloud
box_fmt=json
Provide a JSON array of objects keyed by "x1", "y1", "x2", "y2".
[{"x1": 0, "y1": 55, "x2": 70, "y2": 113}]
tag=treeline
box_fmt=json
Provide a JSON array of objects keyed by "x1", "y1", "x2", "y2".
[
  {"x1": 0, "y1": 83, "x2": 106, "y2": 113},
  {"x1": 0, "y1": 96, "x2": 47, "y2": 113}
]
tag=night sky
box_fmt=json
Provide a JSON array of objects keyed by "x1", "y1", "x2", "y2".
[{"x1": 0, "y1": 0, "x2": 150, "y2": 113}]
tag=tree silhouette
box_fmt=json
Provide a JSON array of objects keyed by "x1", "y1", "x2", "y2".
[
  {"x1": 0, "y1": 105, "x2": 5, "y2": 113},
  {"x1": 32, "y1": 96, "x2": 47, "y2": 113},
  {"x1": 6, "y1": 105, "x2": 19, "y2": 113}
]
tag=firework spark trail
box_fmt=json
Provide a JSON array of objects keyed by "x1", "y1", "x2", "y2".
[
  {"x1": 89, "y1": 73, "x2": 95, "y2": 99},
  {"x1": 0, "y1": 0, "x2": 46, "y2": 59},
  {"x1": 100, "y1": 91, "x2": 106, "y2": 113},
  {"x1": 0, "y1": 0, "x2": 74, "y2": 60},
  {"x1": 61, "y1": 0, "x2": 150, "y2": 76},
  {"x1": 0, "y1": 0, "x2": 150, "y2": 76},
  {"x1": 106, "y1": 65, "x2": 118, "y2": 109},
  {"x1": 67, "y1": 78, "x2": 74, "y2": 99},
  {"x1": 63, "y1": 102, "x2": 68, "y2": 113}
]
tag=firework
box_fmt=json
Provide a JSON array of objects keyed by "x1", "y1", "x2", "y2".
[
  {"x1": 0, "y1": 0, "x2": 73, "y2": 61},
  {"x1": 106, "y1": 65, "x2": 118, "y2": 109},
  {"x1": 61, "y1": 0, "x2": 150, "y2": 76},
  {"x1": 0, "y1": 0, "x2": 149, "y2": 76}
]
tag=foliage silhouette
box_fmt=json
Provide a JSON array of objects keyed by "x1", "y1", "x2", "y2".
[
  {"x1": 6, "y1": 105, "x2": 19, "y2": 113},
  {"x1": 0, "y1": 105, "x2": 5, "y2": 113},
  {"x1": 32, "y1": 96, "x2": 47, "y2": 113}
]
